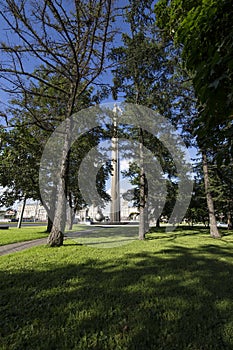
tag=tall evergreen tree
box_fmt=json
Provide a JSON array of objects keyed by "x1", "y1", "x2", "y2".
[
  {"x1": 110, "y1": 0, "x2": 194, "y2": 238},
  {"x1": 110, "y1": 0, "x2": 161, "y2": 239}
]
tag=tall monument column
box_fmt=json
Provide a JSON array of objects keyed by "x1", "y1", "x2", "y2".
[{"x1": 110, "y1": 105, "x2": 121, "y2": 222}]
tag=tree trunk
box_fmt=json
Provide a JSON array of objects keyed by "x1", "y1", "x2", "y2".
[
  {"x1": 46, "y1": 216, "x2": 53, "y2": 233},
  {"x1": 202, "y1": 151, "x2": 221, "y2": 238},
  {"x1": 138, "y1": 182, "x2": 145, "y2": 239},
  {"x1": 145, "y1": 202, "x2": 150, "y2": 232},
  {"x1": 227, "y1": 211, "x2": 232, "y2": 230},
  {"x1": 139, "y1": 131, "x2": 147, "y2": 240},
  {"x1": 17, "y1": 196, "x2": 27, "y2": 229},
  {"x1": 110, "y1": 109, "x2": 121, "y2": 222},
  {"x1": 67, "y1": 203, "x2": 75, "y2": 231},
  {"x1": 47, "y1": 119, "x2": 72, "y2": 247}
]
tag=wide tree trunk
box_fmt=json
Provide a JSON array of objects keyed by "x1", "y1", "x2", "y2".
[
  {"x1": 202, "y1": 151, "x2": 221, "y2": 238},
  {"x1": 43, "y1": 187, "x2": 56, "y2": 233},
  {"x1": 47, "y1": 119, "x2": 72, "y2": 247},
  {"x1": 47, "y1": 185, "x2": 66, "y2": 247}
]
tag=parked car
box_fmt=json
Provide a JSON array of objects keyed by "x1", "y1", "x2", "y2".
[{"x1": 217, "y1": 222, "x2": 228, "y2": 228}]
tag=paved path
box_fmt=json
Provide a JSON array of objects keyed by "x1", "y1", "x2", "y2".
[
  {"x1": 0, "y1": 226, "x2": 114, "y2": 256},
  {"x1": 0, "y1": 227, "x2": 98, "y2": 256},
  {"x1": 0, "y1": 238, "x2": 47, "y2": 256}
]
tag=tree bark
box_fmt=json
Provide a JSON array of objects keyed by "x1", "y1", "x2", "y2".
[
  {"x1": 42, "y1": 186, "x2": 56, "y2": 233},
  {"x1": 139, "y1": 130, "x2": 147, "y2": 240},
  {"x1": 17, "y1": 196, "x2": 27, "y2": 229},
  {"x1": 67, "y1": 202, "x2": 75, "y2": 231},
  {"x1": 46, "y1": 216, "x2": 53, "y2": 233},
  {"x1": 145, "y1": 202, "x2": 150, "y2": 232},
  {"x1": 202, "y1": 151, "x2": 221, "y2": 238},
  {"x1": 47, "y1": 118, "x2": 72, "y2": 246},
  {"x1": 227, "y1": 211, "x2": 232, "y2": 230}
]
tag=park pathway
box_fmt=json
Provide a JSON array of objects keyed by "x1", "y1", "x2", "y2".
[
  {"x1": 0, "y1": 238, "x2": 47, "y2": 256},
  {"x1": 0, "y1": 227, "x2": 100, "y2": 256}
]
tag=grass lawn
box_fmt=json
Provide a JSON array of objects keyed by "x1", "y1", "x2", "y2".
[
  {"x1": 1, "y1": 227, "x2": 233, "y2": 349},
  {"x1": 0, "y1": 226, "x2": 48, "y2": 246},
  {"x1": 67, "y1": 225, "x2": 139, "y2": 248},
  {"x1": 0, "y1": 224, "x2": 89, "y2": 246}
]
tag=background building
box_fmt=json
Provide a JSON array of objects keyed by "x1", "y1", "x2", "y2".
[{"x1": 16, "y1": 202, "x2": 47, "y2": 222}]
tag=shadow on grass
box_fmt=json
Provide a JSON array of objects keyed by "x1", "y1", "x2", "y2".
[
  {"x1": 149, "y1": 225, "x2": 211, "y2": 232},
  {"x1": 147, "y1": 227, "x2": 233, "y2": 243},
  {"x1": 66, "y1": 227, "x2": 138, "y2": 239},
  {"x1": 63, "y1": 243, "x2": 84, "y2": 247},
  {"x1": 65, "y1": 227, "x2": 138, "y2": 248},
  {"x1": 146, "y1": 228, "x2": 208, "y2": 242},
  {"x1": 1, "y1": 244, "x2": 233, "y2": 349}
]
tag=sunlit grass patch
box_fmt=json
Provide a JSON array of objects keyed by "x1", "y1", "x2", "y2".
[
  {"x1": 0, "y1": 224, "x2": 93, "y2": 246},
  {"x1": 0, "y1": 226, "x2": 48, "y2": 246}
]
